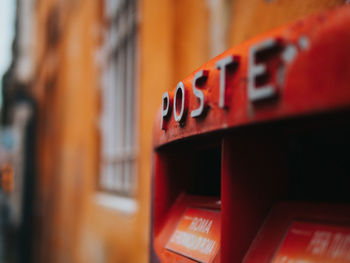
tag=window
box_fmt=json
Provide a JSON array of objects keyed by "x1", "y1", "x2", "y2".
[{"x1": 99, "y1": 0, "x2": 137, "y2": 197}]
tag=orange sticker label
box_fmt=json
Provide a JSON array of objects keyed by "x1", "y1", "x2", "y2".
[
  {"x1": 273, "y1": 221, "x2": 350, "y2": 263},
  {"x1": 166, "y1": 208, "x2": 221, "y2": 263}
]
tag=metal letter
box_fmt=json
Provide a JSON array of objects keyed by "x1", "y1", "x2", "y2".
[
  {"x1": 161, "y1": 91, "x2": 171, "y2": 130},
  {"x1": 216, "y1": 56, "x2": 238, "y2": 108},
  {"x1": 248, "y1": 38, "x2": 279, "y2": 102},
  {"x1": 191, "y1": 70, "x2": 209, "y2": 118},
  {"x1": 174, "y1": 82, "x2": 187, "y2": 122}
]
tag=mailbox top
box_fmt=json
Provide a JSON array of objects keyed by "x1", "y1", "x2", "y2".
[{"x1": 154, "y1": 6, "x2": 350, "y2": 148}]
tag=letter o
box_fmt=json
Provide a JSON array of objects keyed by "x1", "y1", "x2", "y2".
[{"x1": 174, "y1": 81, "x2": 187, "y2": 122}]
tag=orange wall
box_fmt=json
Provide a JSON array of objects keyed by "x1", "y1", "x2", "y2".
[
  {"x1": 33, "y1": 0, "x2": 102, "y2": 262},
  {"x1": 229, "y1": 0, "x2": 345, "y2": 45}
]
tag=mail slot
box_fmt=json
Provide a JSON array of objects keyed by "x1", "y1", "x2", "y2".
[{"x1": 151, "y1": 6, "x2": 350, "y2": 263}]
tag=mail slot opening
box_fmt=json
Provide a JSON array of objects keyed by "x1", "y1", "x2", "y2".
[
  {"x1": 153, "y1": 137, "x2": 222, "y2": 263},
  {"x1": 188, "y1": 145, "x2": 221, "y2": 197},
  {"x1": 222, "y1": 113, "x2": 350, "y2": 263},
  {"x1": 154, "y1": 137, "x2": 222, "y2": 201},
  {"x1": 288, "y1": 121, "x2": 350, "y2": 202},
  {"x1": 242, "y1": 114, "x2": 350, "y2": 263}
]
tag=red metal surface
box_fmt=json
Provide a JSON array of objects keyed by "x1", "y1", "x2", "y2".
[
  {"x1": 165, "y1": 208, "x2": 221, "y2": 263},
  {"x1": 243, "y1": 203, "x2": 350, "y2": 263},
  {"x1": 153, "y1": 6, "x2": 350, "y2": 148},
  {"x1": 151, "y1": 6, "x2": 350, "y2": 263},
  {"x1": 153, "y1": 194, "x2": 221, "y2": 263},
  {"x1": 272, "y1": 222, "x2": 350, "y2": 263}
]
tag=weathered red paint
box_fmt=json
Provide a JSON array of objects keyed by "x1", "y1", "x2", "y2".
[{"x1": 153, "y1": 6, "x2": 350, "y2": 148}]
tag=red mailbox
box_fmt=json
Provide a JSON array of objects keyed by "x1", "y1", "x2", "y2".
[{"x1": 151, "y1": 6, "x2": 350, "y2": 263}]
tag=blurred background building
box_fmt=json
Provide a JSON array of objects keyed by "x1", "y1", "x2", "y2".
[{"x1": 0, "y1": 0, "x2": 348, "y2": 262}]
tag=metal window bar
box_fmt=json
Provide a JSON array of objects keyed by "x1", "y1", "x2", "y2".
[{"x1": 100, "y1": 0, "x2": 137, "y2": 196}]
